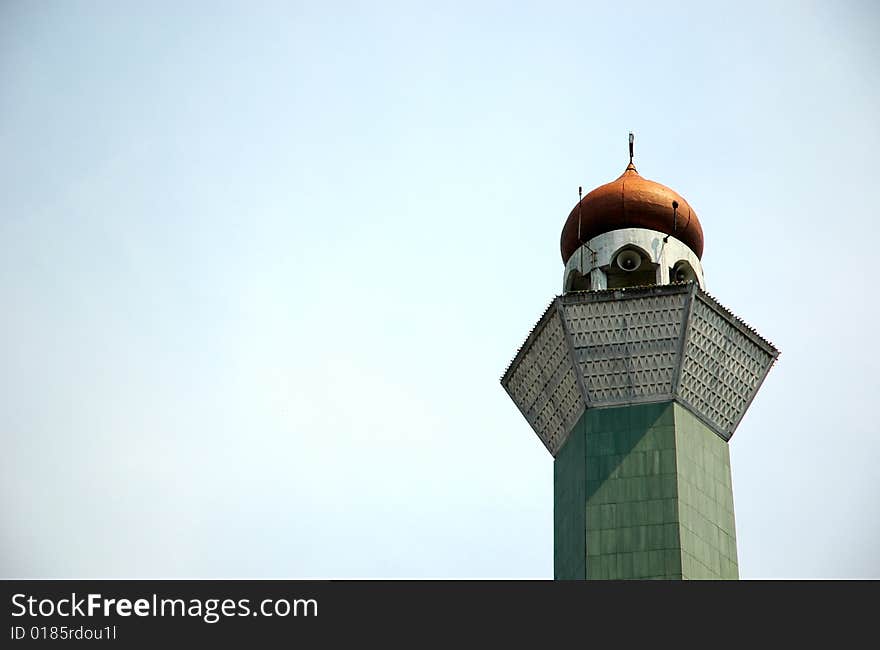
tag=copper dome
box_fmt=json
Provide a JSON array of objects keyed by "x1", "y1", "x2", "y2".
[{"x1": 560, "y1": 163, "x2": 704, "y2": 263}]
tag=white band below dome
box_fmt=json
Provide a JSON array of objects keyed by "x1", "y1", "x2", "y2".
[{"x1": 563, "y1": 227, "x2": 705, "y2": 291}]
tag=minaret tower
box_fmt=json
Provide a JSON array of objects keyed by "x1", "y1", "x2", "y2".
[{"x1": 501, "y1": 136, "x2": 778, "y2": 579}]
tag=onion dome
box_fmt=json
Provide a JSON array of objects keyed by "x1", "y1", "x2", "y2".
[{"x1": 560, "y1": 161, "x2": 704, "y2": 263}]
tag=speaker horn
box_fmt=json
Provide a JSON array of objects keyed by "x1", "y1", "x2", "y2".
[
  {"x1": 616, "y1": 249, "x2": 642, "y2": 272},
  {"x1": 672, "y1": 261, "x2": 696, "y2": 283}
]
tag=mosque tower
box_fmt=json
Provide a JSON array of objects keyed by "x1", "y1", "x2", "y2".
[{"x1": 501, "y1": 136, "x2": 778, "y2": 579}]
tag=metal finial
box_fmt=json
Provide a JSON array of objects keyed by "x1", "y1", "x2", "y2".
[
  {"x1": 628, "y1": 132, "x2": 634, "y2": 164},
  {"x1": 577, "y1": 186, "x2": 583, "y2": 242},
  {"x1": 672, "y1": 199, "x2": 679, "y2": 233}
]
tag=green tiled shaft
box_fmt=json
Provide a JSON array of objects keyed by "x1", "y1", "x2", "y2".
[{"x1": 554, "y1": 401, "x2": 738, "y2": 580}]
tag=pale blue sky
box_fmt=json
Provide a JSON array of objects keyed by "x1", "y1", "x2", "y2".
[{"x1": 2, "y1": 1, "x2": 878, "y2": 578}]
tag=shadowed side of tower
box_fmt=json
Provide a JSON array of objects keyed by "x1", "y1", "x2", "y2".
[{"x1": 502, "y1": 139, "x2": 777, "y2": 580}]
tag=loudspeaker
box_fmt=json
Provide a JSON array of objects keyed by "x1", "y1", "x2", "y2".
[
  {"x1": 672, "y1": 262, "x2": 696, "y2": 283},
  {"x1": 616, "y1": 249, "x2": 642, "y2": 272}
]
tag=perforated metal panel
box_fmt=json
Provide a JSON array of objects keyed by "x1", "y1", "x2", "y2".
[
  {"x1": 502, "y1": 305, "x2": 585, "y2": 455},
  {"x1": 565, "y1": 292, "x2": 687, "y2": 405},
  {"x1": 678, "y1": 293, "x2": 777, "y2": 439},
  {"x1": 501, "y1": 285, "x2": 778, "y2": 455}
]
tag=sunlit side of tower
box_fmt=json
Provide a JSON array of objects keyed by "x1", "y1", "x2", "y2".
[{"x1": 501, "y1": 137, "x2": 778, "y2": 579}]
